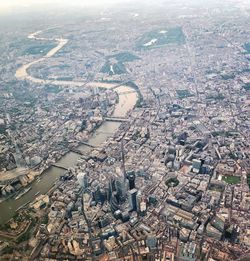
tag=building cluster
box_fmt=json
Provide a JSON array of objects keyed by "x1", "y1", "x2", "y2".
[
  {"x1": 26, "y1": 88, "x2": 249, "y2": 260},
  {"x1": 0, "y1": 1, "x2": 250, "y2": 260},
  {"x1": 0, "y1": 79, "x2": 117, "y2": 198}
]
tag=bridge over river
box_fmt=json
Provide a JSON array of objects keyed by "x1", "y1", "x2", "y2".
[
  {"x1": 104, "y1": 117, "x2": 129, "y2": 122},
  {"x1": 0, "y1": 29, "x2": 139, "y2": 224}
]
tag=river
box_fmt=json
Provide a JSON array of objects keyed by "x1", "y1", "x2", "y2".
[{"x1": 0, "y1": 31, "x2": 138, "y2": 224}]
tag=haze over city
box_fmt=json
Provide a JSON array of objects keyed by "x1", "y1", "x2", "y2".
[
  {"x1": 0, "y1": 0, "x2": 134, "y2": 14},
  {"x1": 0, "y1": 0, "x2": 249, "y2": 260}
]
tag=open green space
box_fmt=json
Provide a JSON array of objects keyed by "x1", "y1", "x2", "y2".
[
  {"x1": 100, "y1": 61, "x2": 126, "y2": 75},
  {"x1": 243, "y1": 43, "x2": 250, "y2": 54},
  {"x1": 51, "y1": 64, "x2": 70, "y2": 69},
  {"x1": 206, "y1": 93, "x2": 225, "y2": 100},
  {"x1": 221, "y1": 74, "x2": 235, "y2": 80},
  {"x1": 12, "y1": 92, "x2": 37, "y2": 107},
  {"x1": 165, "y1": 177, "x2": 179, "y2": 187},
  {"x1": 100, "y1": 52, "x2": 138, "y2": 75},
  {"x1": 16, "y1": 217, "x2": 36, "y2": 243},
  {"x1": 45, "y1": 84, "x2": 61, "y2": 94},
  {"x1": 243, "y1": 83, "x2": 250, "y2": 91},
  {"x1": 9, "y1": 38, "x2": 57, "y2": 56},
  {"x1": 222, "y1": 175, "x2": 241, "y2": 185},
  {"x1": 247, "y1": 174, "x2": 250, "y2": 189},
  {"x1": 208, "y1": 183, "x2": 225, "y2": 192},
  {"x1": 23, "y1": 43, "x2": 57, "y2": 55},
  {"x1": 0, "y1": 125, "x2": 6, "y2": 135},
  {"x1": 136, "y1": 27, "x2": 186, "y2": 49},
  {"x1": 56, "y1": 76, "x2": 74, "y2": 81},
  {"x1": 107, "y1": 52, "x2": 139, "y2": 63},
  {"x1": 176, "y1": 89, "x2": 193, "y2": 99}
]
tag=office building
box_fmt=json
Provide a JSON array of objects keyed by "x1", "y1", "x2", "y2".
[
  {"x1": 127, "y1": 171, "x2": 136, "y2": 190},
  {"x1": 128, "y1": 188, "x2": 138, "y2": 211}
]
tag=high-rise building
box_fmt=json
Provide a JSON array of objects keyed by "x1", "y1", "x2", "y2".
[
  {"x1": 168, "y1": 146, "x2": 176, "y2": 155},
  {"x1": 128, "y1": 188, "x2": 138, "y2": 211},
  {"x1": 173, "y1": 157, "x2": 181, "y2": 170},
  {"x1": 127, "y1": 171, "x2": 135, "y2": 190},
  {"x1": 92, "y1": 185, "x2": 101, "y2": 203},
  {"x1": 77, "y1": 173, "x2": 88, "y2": 188},
  {"x1": 138, "y1": 197, "x2": 147, "y2": 216},
  {"x1": 192, "y1": 159, "x2": 202, "y2": 173},
  {"x1": 115, "y1": 179, "x2": 126, "y2": 202},
  {"x1": 121, "y1": 211, "x2": 130, "y2": 222},
  {"x1": 110, "y1": 191, "x2": 119, "y2": 213},
  {"x1": 121, "y1": 140, "x2": 126, "y2": 182}
]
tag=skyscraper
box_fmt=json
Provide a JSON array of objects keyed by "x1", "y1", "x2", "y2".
[
  {"x1": 127, "y1": 171, "x2": 135, "y2": 190},
  {"x1": 115, "y1": 178, "x2": 126, "y2": 202},
  {"x1": 77, "y1": 173, "x2": 88, "y2": 189},
  {"x1": 110, "y1": 192, "x2": 119, "y2": 213},
  {"x1": 128, "y1": 188, "x2": 138, "y2": 211},
  {"x1": 121, "y1": 139, "x2": 126, "y2": 182},
  {"x1": 192, "y1": 159, "x2": 202, "y2": 173},
  {"x1": 136, "y1": 191, "x2": 147, "y2": 216}
]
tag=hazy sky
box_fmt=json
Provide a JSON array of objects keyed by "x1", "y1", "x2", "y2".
[
  {"x1": 0, "y1": 0, "x2": 128, "y2": 14},
  {"x1": 1, "y1": 0, "x2": 248, "y2": 15}
]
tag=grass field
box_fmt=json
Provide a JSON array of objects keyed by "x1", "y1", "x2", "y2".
[
  {"x1": 176, "y1": 89, "x2": 193, "y2": 99},
  {"x1": 45, "y1": 84, "x2": 61, "y2": 94},
  {"x1": 100, "y1": 61, "x2": 126, "y2": 75},
  {"x1": 222, "y1": 175, "x2": 241, "y2": 185},
  {"x1": 137, "y1": 27, "x2": 186, "y2": 49},
  {"x1": 165, "y1": 177, "x2": 179, "y2": 187},
  {"x1": 22, "y1": 42, "x2": 57, "y2": 55},
  {"x1": 9, "y1": 37, "x2": 57, "y2": 56},
  {"x1": 107, "y1": 52, "x2": 139, "y2": 63},
  {"x1": 243, "y1": 43, "x2": 250, "y2": 54},
  {"x1": 243, "y1": 83, "x2": 250, "y2": 91},
  {"x1": 100, "y1": 52, "x2": 138, "y2": 75},
  {"x1": 247, "y1": 174, "x2": 250, "y2": 189}
]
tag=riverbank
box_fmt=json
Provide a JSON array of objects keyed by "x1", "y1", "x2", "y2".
[{"x1": 0, "y1": 30, "x2": 139, "y2": 224}]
